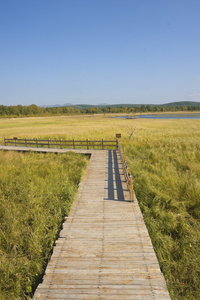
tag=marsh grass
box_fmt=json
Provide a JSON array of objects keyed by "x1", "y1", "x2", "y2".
[
  {"x1": 0, "y1": 151, "x2": 88, "y2": 299},
  {"x1": 0, "y1": 116, "x2": 200, "y2": 299},
  {"x1": 123, "y1": 122, "x2": 200, "y2": 300}
]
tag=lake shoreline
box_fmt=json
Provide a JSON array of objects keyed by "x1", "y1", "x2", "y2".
[{"x1": 116, "y1": 112, "x2": 200, "y2": 119}]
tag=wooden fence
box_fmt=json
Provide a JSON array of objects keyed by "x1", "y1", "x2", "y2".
[
  {"x1": 4, "y1": 137, "x2": 117, "y2": 150},
  {"x1": 117, "y1": 139, "x2": 134, "y2": 201}
]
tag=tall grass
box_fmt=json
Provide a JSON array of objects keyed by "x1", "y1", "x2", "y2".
[
  {"x1": 0, "y1": 151, "x2": 88, "y2": 299},
  {"x1": 123, "y1": 122, "x2": 200, "y2": 300}
]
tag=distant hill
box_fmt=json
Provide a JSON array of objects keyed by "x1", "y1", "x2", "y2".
[
  {"x1": 40, "y1": 101, "x2": 200, "y2": 109},
  {"x1": 41, "y1": 103, "x2": 73, "y2": 108},
  {"x1": 162, "y1": 101, "x2": 200, "y2": 107},
  {"x1": 71, "y1": 103, "x2": 144, "y2": 109}
]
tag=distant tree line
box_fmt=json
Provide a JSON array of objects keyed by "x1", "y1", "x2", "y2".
[{"x1": 0, "y1": 104, "x2": 200, "y2": 117}]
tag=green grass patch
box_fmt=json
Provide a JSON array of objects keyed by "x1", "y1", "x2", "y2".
[{"x1": 0, "y1": 151, "x2": 88, "y2": 299}]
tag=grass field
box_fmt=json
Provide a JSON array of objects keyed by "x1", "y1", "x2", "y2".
[
  {"x1": 0, "y1": 150, "x2": 88, "y2": 299},
  {"x1": 0, "y1": 115, "x2": 200, "y2": 299}
]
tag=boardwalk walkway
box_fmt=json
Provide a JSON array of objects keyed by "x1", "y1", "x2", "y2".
[{"x1": 0, "y1": 146, "x2": 171, "y2": 299}]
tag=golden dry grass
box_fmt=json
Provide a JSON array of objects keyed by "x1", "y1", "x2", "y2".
[{"x1": 1, "y1": 114, "x2": 200, "y2": 142}]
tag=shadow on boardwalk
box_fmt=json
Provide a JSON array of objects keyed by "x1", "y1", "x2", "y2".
[{"x1": 105, "y1": 150, "x2": 125, "y2": 202}]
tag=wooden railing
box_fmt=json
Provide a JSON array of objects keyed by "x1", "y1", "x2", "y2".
[
  {"x1": 4, "y1": 136, "x2": 135, "y2": 201},
  {"x1": 117, "y1": 139, "x2": 135, "y2": 201},
  {"x1": 4, "y1": 137, "x2": 117, "y2": 150}
]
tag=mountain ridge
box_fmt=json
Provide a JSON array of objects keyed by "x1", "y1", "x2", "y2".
[{"x1": 40, "y1": 101, "x2": 200, "y2": 109}]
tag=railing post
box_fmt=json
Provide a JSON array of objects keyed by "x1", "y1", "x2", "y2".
[
  {"x1": 25, "y1": 138, "x2": 28, "y2": 147},
  {"x1": 130, "y1": 175, "x2": 134, "y2": 202},
  {"x1": 118, "y1": 138, "x2": 135, "y2": 202},
  {"x1": 4, "y1": 137, "x2": 6, "y2": 146},
  {"x1": 87, "y1": 139, "x2": 89, "y2": 150},
  {"x1": 73, "y1": 139, "x2": 75, "y2": 149},
  {"x1": 36, "y1": 138, "x2": 38, "y2": 148},
  {"x1": 48, "y1": 138, "x2": 50, "y2": 148},
  {"x1": 102, "y1": 139, "x2": 104, "y2": 150},
  {"x1": 14, "y1": 137, "x2": 17, "y2": 147},
  {"x1": 60, "y1": 139, "x2": 62, "y2": 149}
]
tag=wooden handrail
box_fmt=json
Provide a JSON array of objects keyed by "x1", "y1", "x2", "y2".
[
  {"x1": 4, "y1": 137, "x2": 118, "y2": 150},
  {"x1": 117, "y1": 139, "x2": 135, "y2": 201},
  {"x1": 3, "y1": 136, "x2": 134, "y2": 200}
]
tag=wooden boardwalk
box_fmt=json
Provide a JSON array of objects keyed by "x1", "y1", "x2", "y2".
[{"x1": 0, "y1": 146, "x2": 171, "y2": 299}]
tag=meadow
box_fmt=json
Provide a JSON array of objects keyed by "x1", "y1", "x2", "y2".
[{"x1": 0, "y1": 115, "x2": 200, "y2": 299}]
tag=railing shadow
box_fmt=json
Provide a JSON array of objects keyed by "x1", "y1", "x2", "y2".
[{"x1": 105, "y1": 150, "x2": 124, "y2": 201}]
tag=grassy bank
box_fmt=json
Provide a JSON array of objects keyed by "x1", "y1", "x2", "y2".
[
  {"x1": 0, "y1": 115, "x2": 200, "y2": 299},
  {"x1": 0, "y1": 151, "x2": 88, "y2": 299}
]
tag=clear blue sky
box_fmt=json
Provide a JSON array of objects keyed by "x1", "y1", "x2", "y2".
[{"x1": 0, "y1": 0, "x2": 200, "y2": 106}]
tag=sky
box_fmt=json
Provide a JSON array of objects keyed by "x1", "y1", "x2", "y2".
[{"x1": 0, "y1": 0, "x2": 200, "y2": 106}]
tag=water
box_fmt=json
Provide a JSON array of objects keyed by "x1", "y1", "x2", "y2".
[{"x1": 117, "y1": 113, "x2": 200, "y2": 119}]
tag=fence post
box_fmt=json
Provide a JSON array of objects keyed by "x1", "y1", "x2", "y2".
[
  {"x1": 25, "y1": 138, "x2": 28, "y2": 147},
  {"x1": 102, "y1": 139, "x2": 104, "y2": 150},
  {"x1": 36, "y1": 138, "x2": 38, "y2": 148},
  {"x1": 60, "y1": 139, "x2": 62, "y2": 149},
  {"x1": 4, "y1": 137, "x2": 6, "y2": 146},
  {"x1": 87, "y1": 139, "x2": 89, "y2": 150},
  {"x1": 130, "y1": 175, "x2": 134, "y2": 202},
  {"x1": 73, "y1": 139, "x2": 75, "y2": 149},
  {"x1": 15, "y1": 137, "x2": 17, "y2": 147}
]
